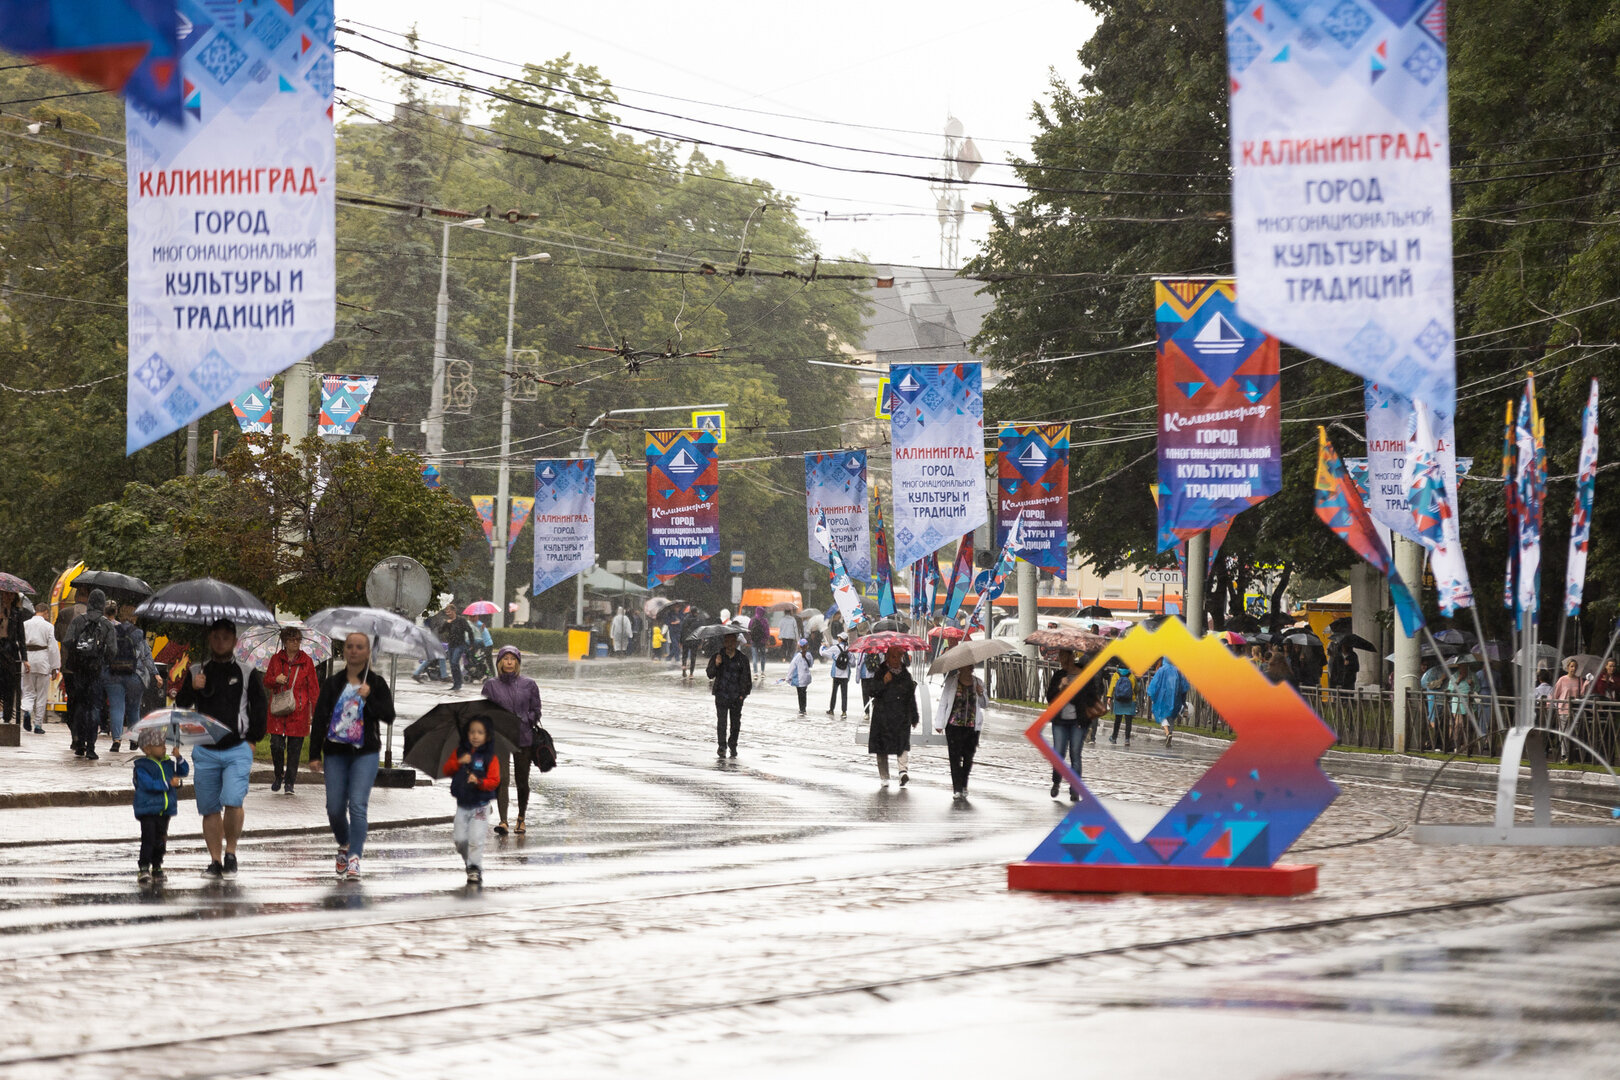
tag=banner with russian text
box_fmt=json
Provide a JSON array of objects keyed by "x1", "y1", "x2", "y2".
[
  {"x1": 506, "y1": 496, "x2": 536, "y2": 556},
  {"x1": 470, "y1": 496, "x2": 496, "y2": 553},
  {"x1": 532, "y1": 459, "x2": 595, "y2": 596},
  {"x1": 997, "y1": 423, "x2": 1069, "y2": 577},
  {"x1": 124, "y1": 0, "x2": 335, "y2": 454},
  {"x1": 1363, "y1": 381, "x2": 1461, "y2": 543},
  {"x1": 646, "y1": 429, "x2": 719, "y2": 588},
  {"x1": 889, "y1": 362, "x2": 987, "y2": 567},
  {"x1": 230, "y1": 378, "x2": 274, "y2": 435},
  {"x1": 1227, "y1": 0, "x2": 1455, "y2": 418},
  {"x1": 804, "y1": 450, "x2": 871, "y2": 582},
  {"x1": 1155, "y1": 278, "x2": 1281, "y2": 548},
  {"x1": 317, "y1": 375, "x2": 377, "y2": 436}
]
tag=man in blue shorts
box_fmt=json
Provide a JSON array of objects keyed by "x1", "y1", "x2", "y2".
[{"x1": 175, "y1": 617, "x2": 268, "y2": 879}]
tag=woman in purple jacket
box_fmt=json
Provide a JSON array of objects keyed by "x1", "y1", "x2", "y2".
[{"x1": 482, "y1": 645, "x2": 542, "y2": 836}]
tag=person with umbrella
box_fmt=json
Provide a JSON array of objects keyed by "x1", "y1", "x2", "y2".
[
  {"x1": 1046, "y1": 649, "x2": 1092, "y2": 800},
  {"x1": 863, "y1": 645, "x2": 918, "y2": 787},
  {"x1": 132, "y1": 724, "x2": 190, "y2": 883},
  {"x1": 1327, "y1": 635, "x2": 1362, "y2": 691},
  {"x1": 748, "y1": 606, "x2": 771, "y2": 679},
  {"x1": 482, "y1": 646, "x2": 541, "y2": 837},
  {"x1": 932, "y1": 659, "x2": 986, "y2": 799},
  {"x1": 62, "y1": 589, "x2": 117, "y2": 760},
  {"x1": 309, "y1": 631, "x2": 396, "y2": 881},
  {"x1": 174, "y1": 618, "x2": 268, "y2": 879},
  {"x1": 265, "y1": 627, "x2": 320, "y2": 795},
  {"x1": 103, "y1": 603, "x2": 158, "y2": 754},
  {"x1": 707, "y1": 628, "x2": 752, "y2": 758},
  {"x1": 0, "y1": 585, "x2": 24, "y2": 728}
]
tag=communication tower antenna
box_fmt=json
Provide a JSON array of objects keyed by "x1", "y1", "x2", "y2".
[{"x1": 929, "y1": 117, "x2": 981, "y2": 268}]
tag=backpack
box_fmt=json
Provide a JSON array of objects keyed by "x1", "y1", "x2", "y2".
[
  {"x1": 1113, "y1": 673, "x2": 1134, "y2": 703},
  {"x1": 108, "y1": 622, "x2": 140, "y2": 675},
  {"x1": 530, "y1": 726, "x2": 557, "y2": 772},
  {"x1": 71, "y1": 618, "x2": 110, "y2": 674}
]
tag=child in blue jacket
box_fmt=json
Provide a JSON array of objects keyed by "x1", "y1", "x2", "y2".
[
  {"x1": 441, "y1": 717, "x2": 502, "y2": 885},
  {"x1": 133, "y1": 726, "x2": 189, "y2": 883}
]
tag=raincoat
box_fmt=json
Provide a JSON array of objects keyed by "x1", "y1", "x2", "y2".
[
  {"x1": 864, "y1": 662, "x2": 918, "y2": 754},
  {"x1": 1147, "y1": 662, "x2": 1189, "y2": 724},
  {"x1": 481, "y1": 646, "x2": 541, "y2": 748},
  {"x1": 264, "y1": 647, "x2": 318, "y2": 738}
]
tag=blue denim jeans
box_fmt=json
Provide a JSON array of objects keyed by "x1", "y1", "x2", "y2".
[
  {"x1": 102, "y1": 672, "x2": 145, "y2": 741},
  {"x1": 448, "y1": 646, "x2": 467, "y2": 690},
  {"x1": 324, "y1": 751, "x2": 380, "y2": 858},
  {"x1": 1051, "y1": 721, "x2": 1084, "y2": 789}
]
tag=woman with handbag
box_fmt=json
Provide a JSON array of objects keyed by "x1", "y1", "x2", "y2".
[
  {"x1": 482, "y1": 645, "x2": 542, "y2": 837},
  {"x1": 265, "y1": 626, "x2": 319, "y2": 795}
]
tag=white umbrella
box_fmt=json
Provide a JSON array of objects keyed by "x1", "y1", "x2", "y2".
[
  {"x1": 928, "y1": 637, "x2": 1014, "y2": 676},
  {"x1": 305, "y1": 606, "x2": 446, "y2": 661}
]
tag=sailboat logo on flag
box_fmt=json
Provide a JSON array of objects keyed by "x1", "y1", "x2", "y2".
[
  {"x1": 317, "y1": 375, "x2": 378, "y2": 437},
  {"x1": 539, "y1": 465, "x2": 557, "y2": 480},
  {"x1": 230, "y1": 379, "x2": 274, "y2": 435},
  {"x1": 1017, "y1": 441, "x2": 1047, "y2": 468},
  {"x1": 667, "y1": 448, "x2": 700, "y2": 475},
  {"x1": 845, "y1": 456, "x2": 864, "y2": 473},
  {"x1": 1191, "y1": 311, "x2": 1246, "y2": 356},
  {"x1": 894, "y1": 370, "x2": 923, "y2": 400}
]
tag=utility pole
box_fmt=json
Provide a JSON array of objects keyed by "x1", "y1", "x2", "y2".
[
  {"x1": 1016, "y1": 558, "x2": 1037, "y2": 658},
  {"x1": 493, "y1": 251, "x2": 549, "y2": 629},
  {"x1": 282, "y1": 360, "x2": 310, "y2": 444},
  {"x1": 1391, "y1": 534, "x2": 1423, "y2": 753},
  {"x1": 1185, "y1": 530, "x2": 1209, "y2": 637},
  {"x1": 184, "y1": 421, "x2": 198, "y2": 475},
  {"x1": 426, "y1": 217, "x2": 484, "y2": 458}
]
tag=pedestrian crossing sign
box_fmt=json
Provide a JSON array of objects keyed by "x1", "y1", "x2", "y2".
[
  {"x1": 875, "y1": 376, "x2": 893, "y2": 419},
  {"x1": 692, "y1": 410, "x2": 726, "y2": 444}
]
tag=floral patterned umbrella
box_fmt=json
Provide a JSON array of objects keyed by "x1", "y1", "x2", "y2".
[
  {"x1": 233, "y1": 623, "x2": 332, "y2": 669},
  {"x1": 848, "y1": 631, "x2": 928, "y2": 654}
]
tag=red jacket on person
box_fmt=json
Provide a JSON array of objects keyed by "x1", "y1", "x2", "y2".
[{"x1": 265, "y1": 649, "x2": 319, "y2": 738}]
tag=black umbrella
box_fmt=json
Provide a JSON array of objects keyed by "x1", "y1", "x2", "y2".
[
  {"x1": 1334, "y1": 632, "x2": 1378, "y2": 653},
  {"x1": 73, "y1": 570, "x2": 153, "y2": 601},
  {"x1": 134, "y1": 577, "x2": 276, "y2": 627},
  {"x1": 685, "y1": 622, "x2": 748, "y2": 644},
  {"x1": 402, "y1": 699, "x2": 525, "y2": 777},
  {"x1": 1283, "y1": 632, "x2": 1325, "y2": 649},
  {"x1": 1076, "y1": 604, "x2": 1113, "y2": 618},
  {"x1": 869, "y1": 616, "x2": 911, "y2": 632},
  {"x1": 1327, "y1": 616, "x2": 1354, "y2": 637}
]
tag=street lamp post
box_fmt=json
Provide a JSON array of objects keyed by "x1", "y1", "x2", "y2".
[
  {"x1": 426, "y1": 217, "x2": 485, "y2": 458},
  {"x1": 572, "y1": 403, "x2": 730, "y2": 624},
  {"x1": 492, "y1": 251, "x2": 551, "y2": 630}
]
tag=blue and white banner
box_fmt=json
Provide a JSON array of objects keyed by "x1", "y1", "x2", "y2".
[
  {"x1": 230, "y1": 378, "x2": 273, "y2": 435},
  {"x1": 805, "y1": 450, "x2": 871, "y2": 582},
  {"x1": 1227, "y1": 0, "x2": 1455, "y2": 418},
  {"x1": 532, "y1": 459, "x2": 596, "y2": 596},
  {"x1": 317, "y1": 374, "x2": 377, "y2": 436},
  {"x1": 1363, "y1": 382, "x2": 1462, "y2": 543},
  {"x1": 888, "y1": 362, "x2": 987, "y2": 567},
  {"x1": 124, "y1": 0, "x2": 335, "y2": 454},
  {"x1": 815, "y1": 511, "x2": 866, "y2": 629}
]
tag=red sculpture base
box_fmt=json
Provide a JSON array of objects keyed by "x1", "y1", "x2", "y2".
[{"x1": 1007, "y1": 861, "x2": 1319, "y2": 897}]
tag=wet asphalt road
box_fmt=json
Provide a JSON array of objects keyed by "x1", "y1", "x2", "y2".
[{"x1": 3, "y1": 663, "x2": 1620, "y2": 1078}]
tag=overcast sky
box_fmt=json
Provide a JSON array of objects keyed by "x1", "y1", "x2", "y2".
[{"x1": 334, "y1": 0, "x2": 1101, "y2": 269}]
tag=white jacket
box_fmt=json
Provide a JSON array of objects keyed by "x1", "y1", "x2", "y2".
[
  {"x1": 787, "y1": 652, "x2": 814, "y2": 687},
  {"x1": 932, "y1": 670, "x2": 986, "y2": 734},
  {"x1": 23, "y1": 613, "x2": 59, "y2": 674},
  {"x1": 820, "y1": 642, "x2": 853, "y2": 678}
]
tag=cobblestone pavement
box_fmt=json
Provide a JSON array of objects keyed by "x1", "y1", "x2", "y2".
[{"x1": 2, "y1": 661, "x2": 1618, "y2": 1078}]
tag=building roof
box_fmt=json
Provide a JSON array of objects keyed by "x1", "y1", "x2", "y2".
[{"x1": 857, "y1": 265, "x2": 994, "y2": 364}]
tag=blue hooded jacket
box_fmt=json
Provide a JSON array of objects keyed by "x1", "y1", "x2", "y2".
[
  {"x1": 1147, "y1": 662, "x2": 1190, "y2": 723},
  {"x1": 133, "y1": 753, "x2": 189, "y2": 817}
]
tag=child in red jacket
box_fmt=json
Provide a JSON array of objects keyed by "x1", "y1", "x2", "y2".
[{"x1": 442, "y1": 717, "x2": 501, "y2": 885}]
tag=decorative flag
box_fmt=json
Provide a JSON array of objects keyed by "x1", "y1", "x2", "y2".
[
  {"x1": 1403, "y1": 403, "x2": 1473, "y2": 615},
  {"x1": 421, "y1": 464, "x2": 441, "y2": 489},
  {"x1": 967, "y1": 513, "x2": 1026, "y2": 633},
  {"x1": 1514, "y1": 378, "x2": 1546, "y2": 631},
  {"x1": 317, "y1": 375, "x2": 378, "y2": 436},
  {"x1": 998, "y1": 423, "x2": 1070, "y2": 577},
  {"x1": 1226, "y1": 0, "x2": 1457, "y2": 420},
  {"x1": 506, "y1": 496, "x2": 536, "y2": 556},
  {"x1": 470, "y1": 495, "x2": 496, "y2": 552},
  {"x1": 1566, "y1": 379, "x2": 1600, "y2": 618},
  {"x1": 0, "y1": 0, "x2": 182, "y2": 123},
  {"x1": 888, "y1": 362, "x2": 987, "y2": 567},
  {"x1": 870, "y1": 480, "x2": 897, "y2": 617},
  {"x1": 941, "y1": 533, "x2": 975, "y2": 620},
  {"x1": 124, "y1": 0, "x2": 336, "y2": 454},
  {"x1": 230, "y1": 379, "x2": 274, "y2": 435},
  {"x1": 816, "y1": 510, "x2": 866, "y2": 629},
  {"x1": 532, "y1": 459, "x2": 595, "y2": 596},
  {"x1": 1154, "y1": 279, "x2": 1281, "y2": 549},
  {"x1": 1149, "y1": 482, "x2": 1232, "y2": 591},
  {"x1": 909, "y1": 558, "x2": 928, "y2": 621},
  {"x1": 1314, "y1": 428, "x2": 1424, "y2": 637},
  {"x1": 1502, "y1": 399, "x2": 1518, "y2": 613},
  {"x1": 645, "y1": 428, "x2": 719, "y2": 588},
  {"x1": 805, "y1": 450, "x2": 871, "y2": 582}
]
